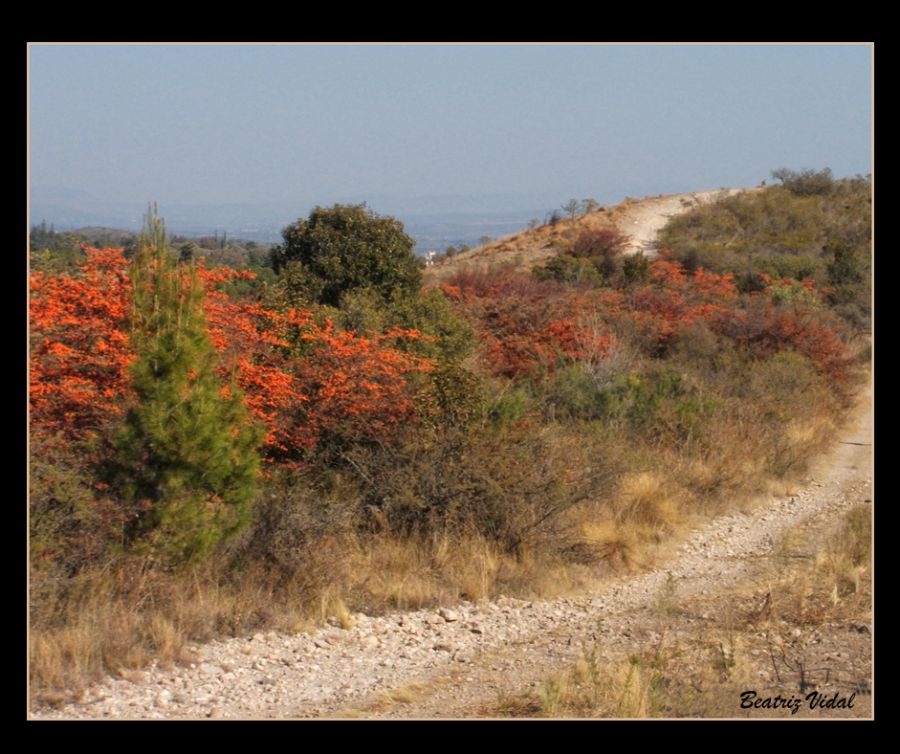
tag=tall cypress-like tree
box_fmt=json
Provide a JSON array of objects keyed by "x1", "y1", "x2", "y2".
[{"x1": 116, "y1": 206, "x2": 262, "y2": 564}]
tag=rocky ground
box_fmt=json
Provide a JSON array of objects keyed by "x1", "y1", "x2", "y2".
[{"x1": 30, "y1": 383, "x2": 872, "y2": 720}]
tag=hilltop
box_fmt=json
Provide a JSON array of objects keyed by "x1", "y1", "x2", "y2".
[{"x1": 426, "y1": 188, "x2": 758, "y2": 281}]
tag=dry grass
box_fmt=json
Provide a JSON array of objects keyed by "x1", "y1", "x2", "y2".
[
  {"x1": 30, "y1": 594, "x2": 181, "y2": 704},
  {"x1": 487, "y1": 505, "x2": 872, "y2": 718},
  {"x1": 425, "y1": 203, "x2": 627, "y2": 282},
  {"x1": 30, "y1": 556, "x2": 302, "y2": 704},
  {"x1": 375, "y1": 681, "x2": 431, "y2": 706},
  {"x1": 614, "y1": 471, "x2": 682, "y2": 535},
  {"x1": 29, "y1": 359, "x2": 862, "y2": 706},
  {"x1": 345, "y1": 534, "x2": 494, "y2": 610},
  {"x1": 492, "y1": 649, "x2": 686, "y2": 719},
  {"x1": 343, "y1": 531, "x2": 587, "y2": 611},
  {"x1": 773, "y1": 505, "x2": 871, "y2": 625}
]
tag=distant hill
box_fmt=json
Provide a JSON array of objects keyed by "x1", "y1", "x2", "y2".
[
  {"x1": 425, "y1": 188, "x2": 756, "y2": 281},
  {"x1": 31, "y1": 186, "x2": 601, "y2": 253},
  {"x1": 71, "y1": 227, "x2": 139, "y2": 246}
]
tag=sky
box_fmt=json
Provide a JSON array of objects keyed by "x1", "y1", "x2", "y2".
[{"x1": 29, "y1": 43, "x2": 872, "y2": 218}]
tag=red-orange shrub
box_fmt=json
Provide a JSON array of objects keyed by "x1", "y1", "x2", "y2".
[
  {"x1": 30, "y1": 247, "x2": 134, "y2": 441},
  {"x1": 30, "y1": 248, "x2": 432, "y2": 467},
  {"x1": 439, "y1": 270, "x2": 615, "y2": 379}
]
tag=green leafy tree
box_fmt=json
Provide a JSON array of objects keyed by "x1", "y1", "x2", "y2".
[
  {"x1": 270, "y1": 203, "x2": 422, "y2": 307},
  {"x1": 114, "y1": 207, "x2": 262, "y2": 565}
]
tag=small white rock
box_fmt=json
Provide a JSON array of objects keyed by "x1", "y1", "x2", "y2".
[{"x1": 439, "y1": 608, "x2": 460, "y2": 622}]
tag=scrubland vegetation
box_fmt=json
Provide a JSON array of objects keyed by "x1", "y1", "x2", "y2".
[
  {"x1": 658, "y1": 169, "x2": 871, "y2": 334},
  {"x1": 29, "y1": 175, "x2": 870, "y2": 701}
]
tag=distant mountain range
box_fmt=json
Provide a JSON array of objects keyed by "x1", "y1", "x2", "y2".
[{"x1": 29, "y1": 186, "x2": 563, "y2": 253}]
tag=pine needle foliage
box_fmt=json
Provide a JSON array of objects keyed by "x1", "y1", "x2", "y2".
[{"x1": 114, "y1": 206, "x2": 262, "y2": 565}]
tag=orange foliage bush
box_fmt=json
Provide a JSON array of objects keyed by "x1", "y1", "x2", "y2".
[
  {"x1": 439, "y1": 269, "x2": 615, "y2": 379},
  {"x1": 30, "y1": 247, "x2": 134, "y2": 441},
  {"x1": 440, "y1": 253, "x2": 849, "y2": 386},
  {"x1": 716, "y1": 296, "x2": 851, "y2": 385},
  {"x1": 30, "y1": 248, "x2": 432, "y2": 466},
  {"x1": 613, "y1": 251, "x2": 738, "y2": 354}
]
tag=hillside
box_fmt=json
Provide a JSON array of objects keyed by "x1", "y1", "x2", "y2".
[
  {"x1": 426, "y1": 188, "x2": 759, "y2": 281},
  {"x1": 30, "y1": 186, "x2": 870, "y2": 719}
]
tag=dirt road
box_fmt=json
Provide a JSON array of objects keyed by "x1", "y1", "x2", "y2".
[
  {"x1": 31, "y1": 381, "x2": 872, "y2": 720},
  {"x1": 617, "y1": 188, "x2": 749, "y2": 255}
]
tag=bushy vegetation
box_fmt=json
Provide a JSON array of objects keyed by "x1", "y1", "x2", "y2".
[
  {"x1": 269, "y1": 203, "x2": 422, "y2": 307},
  {"x1": 29, "y1": 194, "x2": 867, "y2": 702},
  {"x1": 534, "y1": 228, "x2": 639, "y2": 287},
  {"x1": 657, "y1": 172, "x2": 871, "y2": 332}
]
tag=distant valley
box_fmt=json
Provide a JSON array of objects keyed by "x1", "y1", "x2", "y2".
[{"x1": 30, "y1": 186, "x2": 558, "y2": 253}]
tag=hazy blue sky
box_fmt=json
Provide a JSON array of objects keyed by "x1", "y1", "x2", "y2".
[{"x1": 29, "y1": 43, "x2": 872, "y2": 213}]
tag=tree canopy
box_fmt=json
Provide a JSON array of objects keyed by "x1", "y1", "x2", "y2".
[{"x1": 270, "y1": 203, "x2": 422, "y2": 307}]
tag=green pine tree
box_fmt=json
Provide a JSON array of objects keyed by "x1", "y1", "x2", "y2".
[{"x1": 115, "y1": 206, "x2": 262, "y2": 565}]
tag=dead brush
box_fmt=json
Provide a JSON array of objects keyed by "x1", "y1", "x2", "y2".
[{"x1": 614, "y1": 472, "x2": 682, "y2": 540}]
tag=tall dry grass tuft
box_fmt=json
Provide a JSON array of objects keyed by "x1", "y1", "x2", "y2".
[
  {"x1": 614, "y1": 472, "x2": 681, "y2": 535},
  {"x1": 343, "y1": 531, "x2": 573, "y2": 610}
]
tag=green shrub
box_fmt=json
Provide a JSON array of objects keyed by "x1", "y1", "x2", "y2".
[
  {"x1": 335, "y1": 286, "x2": 388, "y2": 334},
  {"x1": 590, "y1": 370, "x2": 716, "y2": 444},
  {"x1": 543, "y1": 364, "x2": 605, "y2": 422},
  {"x1": 390, "y1": 287, "x2": 476, "y2": 362},
  {"x1": 534, "y1": 255, "x2": 604, "y2": 286},
  {"x1": 488, "y1": 385, "x2": 535, "y2": 427},
  {"x1": 339, "y1": 425, "x2": 616, "y2": 556},
  {"x1": 270, "y1": 203, "x2": 422, "y2": 307},
  {"x1": 622, "y1": 252, "x2": 650, "y2": 284},
  {"x1": 426, "y1": 361, "x2": 486, "y2": 427},
  {"x1": 771, "y1": 167, "x2": 835, "y2": 196},
  {"x1": 30, "y1": 448, "x2": 111, "y2": 580},
  {"x1": 335, "y1": 286, "x2": 475, "y2": 363},
  {"x1": 111, "y1": 211, "x2": 263, "y2": 566},
  {"x1": 658, "y1": 177, "x2": 871, "y2": 329}
]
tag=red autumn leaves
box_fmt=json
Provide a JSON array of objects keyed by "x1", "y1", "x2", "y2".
[
  {"x1": 30, "y1": 247, "x2": 851, "y2": 464},
  {"x1": 30, "y1": 247, "x2": 432, "y2": 465},
  {"x1": 438, "y1": 271, "x2": 616, "y2": 379},
  {"x1": 30, "y1": 247, "x2": 134, "y2": 438},
  {"x1": 439, "y1": 251, "x2": 850, "y2": 384}
]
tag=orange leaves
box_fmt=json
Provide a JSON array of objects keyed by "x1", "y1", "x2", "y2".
[
  {"x1": 199, "y1": 281, "x2": 432, "y2": 464},
  {"x1": 296, "y1": 323, "x2": 433, "y2": 453},
  {"x1": 717, "y1": 298, "x2": 851, "y2": 384},
  {"x1": 619, "y1": 252, "x2": 739, "y2": 353},
  {"x1": 30, "y1": 246, "x2": 134, "y2": 440},
  {"x1": 441, "y1": 252, "x2": 848, "y2": 389},
  {"x1": 31, "y1": 248, "x2": 433, "y2": 465},
  {"x1": 442, "y1": 270, "x2": 613, "y2": 379}
]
